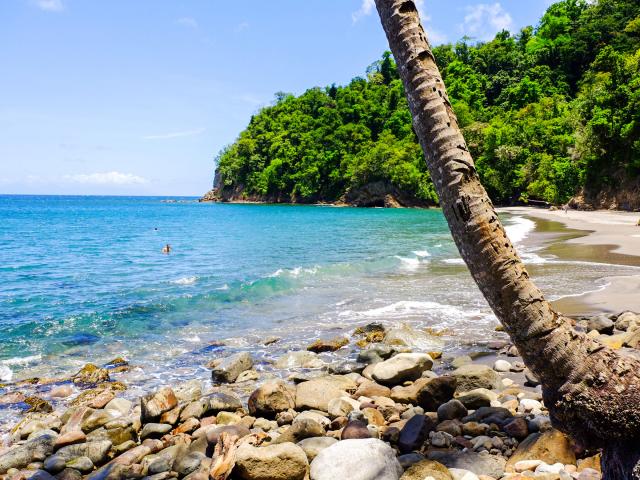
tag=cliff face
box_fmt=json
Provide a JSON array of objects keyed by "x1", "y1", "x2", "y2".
[{"x1": 569, "y1": 177, "x2": 640, "y2": 212}]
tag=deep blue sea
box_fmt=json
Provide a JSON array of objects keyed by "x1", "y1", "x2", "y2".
[{"x1": 1, "y1": 195, "x2": 637, "y2": 424}]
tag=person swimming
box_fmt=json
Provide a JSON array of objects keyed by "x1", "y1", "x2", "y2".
[{"x1": 162, "y1": 244, "x2": 171, "y2": 254}]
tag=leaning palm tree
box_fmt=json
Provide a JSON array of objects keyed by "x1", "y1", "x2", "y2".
[{"x1": 373, "y1": 1, "x2": 640, "y2": 478}]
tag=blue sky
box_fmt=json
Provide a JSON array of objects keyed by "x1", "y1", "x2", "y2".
[{"x1": 1, "y1": 0, "x2": 554, "y2": 196}]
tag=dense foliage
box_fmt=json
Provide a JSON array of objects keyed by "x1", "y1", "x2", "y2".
[{"x1": 214, "y1": 0, "x2": 640, "y2": 205}]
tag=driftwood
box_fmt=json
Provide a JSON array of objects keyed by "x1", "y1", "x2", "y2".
[
  {"x1": 209, "y1": 432, "x2": 239, "y2": 480},
  {"x1": 209, "y1": 432, "x2": 268, "y2": 480}
]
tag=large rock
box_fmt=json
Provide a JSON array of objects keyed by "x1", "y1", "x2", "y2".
[
  {"x1": 141, "y1": 387, "x2": 178, "y2": 422},
  {"x1": 416, "y1": 376, "x2": 457, "y2": 411},
  {"x1": 210, "y1": 352, "x2": 253, "y2": 383},
  {"x1": 451, "y1": 364, "x2": 501, "y2": 391},
  {"x1": 615, "y1": 311, "x2": 640, "y2": 331},
  {"x1": 295, "y1": 376, "x2": 356, "y2": 411},
  {"x1": 234, "y1": 442, "x2": 308, "y2": 480},
  {"x1": 400, "y1": 460, "x2": 452, "y2": 480},
  {"x1": 371, "y1": 353, "x2": 433, "y2": 385},
  {"x1": 587, "y1": 315, "x2": 614, "y2": 334},
  {"x1": 428, "y1": 451, "x2": 506, "y2": 478},
  {"x1": 0, "y1": 434, "x2": 56, "y2": 473},
  {"x1": 310, "y1": 439, "x2": 402, "y2": 480},
  {"x1": 248, "y1": 380, "x2": 296, "y2": 418},
  {"x1": 506, "y1": 429, "x2": 576, "y2": 470}
]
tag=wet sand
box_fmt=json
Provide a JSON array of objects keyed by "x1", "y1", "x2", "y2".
[{"x1": 499, "y1": 206, "x2": 640, "y2": 316}]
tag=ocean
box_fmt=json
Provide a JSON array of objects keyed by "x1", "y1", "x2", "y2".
[{"x1": 1, "y1": 195, "x2": 637, "y2": 426}]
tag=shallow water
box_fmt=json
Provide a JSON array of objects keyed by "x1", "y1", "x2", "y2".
[{"x1": 1, "y1": 196, "x2": 638, "y2": 426}]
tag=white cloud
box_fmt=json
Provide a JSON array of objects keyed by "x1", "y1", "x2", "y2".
[
  {"x1": 460, "y1": 3, "x2": 513, "y2": 41},
  {"x1": 34, "y1": 0, "x2": 64, "y2": 12},
  {"x1": 177, "y1": 17, "x2": 198, "y2": 29},
  {"x1": 235, "y1": 21, "x2": 250, "y2": 32},
  {"x1": 351, "y1": 0, "x2": 447, "y2": 44},
  {"x1": 63, "y1": 172, "x2": 149, "y2": 185},
  {"x1": 352, "y1": 0, "x2": 375, "y2": 23},
  {"x1": 142, "y1": 128, "x2": 205, "y2": 140}
]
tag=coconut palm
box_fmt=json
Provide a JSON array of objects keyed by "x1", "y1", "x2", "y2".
[{"x1": 373, "y1": 1, "x2": 640, "y2": 477}]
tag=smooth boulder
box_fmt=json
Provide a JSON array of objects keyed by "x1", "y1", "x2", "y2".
[
  {"x1": 371, "y1": 353, "x2": 433, "y2": 385},
  {"x1": 310, "y1": 439, "x2": 402, "y2": 480}
]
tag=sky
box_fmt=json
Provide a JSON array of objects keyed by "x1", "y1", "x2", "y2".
[{"x1": 0, "y1": 0, "x2": 555, "y2": 196}]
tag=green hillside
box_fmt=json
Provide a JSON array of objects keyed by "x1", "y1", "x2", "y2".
[{"x1": 210, "y1": 0, "x2": 640, "y2": 208}]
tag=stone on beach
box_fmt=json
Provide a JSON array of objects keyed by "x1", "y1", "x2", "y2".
[
  {"x1": 295, "y1": 376, "x2": 356, "y2": 411},
  {"x1": 451, "y1": 364, "x2": 501, "y2": 391},
  {"x1": 248, "y1": 380, "x2": 296, "y2": 417},
  {"x1": 371, "y1": 353, "x2": 433, "y2": 385},
  {"x1": 506, "y1": 429, "x2": 576, "y2": 470},
  {"x1": 297, "y1": 437, "x2": 338, "y2": 462},
  {"x1": 140, "y1": 387, "x2": 178, "y2": 423},
  {"x1": 400, "y1": 460, "x2": 453, "y2": 480},
  {"x1": 234, "y1": 442, "x2": 309, "y2": 480},
  {"x1": 0, "y1": 434, "x2": 56, "y2": 474},
  {"x1": 310, "y1": 439, "x2": 403, "y2": 480},
  {"x1": 398, "y1": 414, "x2": 436, "y2": 453}
]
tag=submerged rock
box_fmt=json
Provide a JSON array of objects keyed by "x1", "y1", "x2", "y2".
[
  {"x1": 276, "y1": 351, "x2": 324, "y2": 369},
  {"x1": 72, "y1": 364, "x2": 110, "y2": 386},
  {"x1": 307, "y1": 337, "x2": 348, "y2": 353}
]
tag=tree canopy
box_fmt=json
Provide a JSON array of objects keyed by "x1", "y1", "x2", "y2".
[{"x1": 214, "y1": 0, "x2": 640, "y2": 206}]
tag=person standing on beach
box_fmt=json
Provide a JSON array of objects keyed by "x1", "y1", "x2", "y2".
[{"x1": 562, "y1": 204, "x2": 569, "y2": 214}]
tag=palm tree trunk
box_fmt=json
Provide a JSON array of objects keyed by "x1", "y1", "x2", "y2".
[{"x1": 373, "y1": 1, "x2": 640, "y2": 477}]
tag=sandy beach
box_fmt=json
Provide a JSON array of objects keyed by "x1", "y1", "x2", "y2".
[{"x1": 500, "y1": 206, "x2": 640, "y2": 315}]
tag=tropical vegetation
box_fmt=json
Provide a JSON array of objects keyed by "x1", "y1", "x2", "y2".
[{"x1": 213, "y1": 0, "x2": 640, "y2": 206}]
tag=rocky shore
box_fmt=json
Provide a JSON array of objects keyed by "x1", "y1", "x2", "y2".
[{"x1": 1, "y1": 312, "x2": 639, "y2": 480}]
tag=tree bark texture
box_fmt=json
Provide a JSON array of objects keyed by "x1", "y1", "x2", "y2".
[{"x1": 373, "y1": 0, "x2": 640, "y2": 476}]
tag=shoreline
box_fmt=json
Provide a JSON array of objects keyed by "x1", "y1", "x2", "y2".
[
  {"x1": 500, "y1": 206, "x2": 640, "y2": 315},
  {"x1": 0, "y1": 206, "x2": 637, "y2": 478}
]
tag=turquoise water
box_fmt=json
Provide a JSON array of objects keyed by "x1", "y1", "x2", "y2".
[{"x1": 1, "y1": 195, "x2": 638, "y2": 397}]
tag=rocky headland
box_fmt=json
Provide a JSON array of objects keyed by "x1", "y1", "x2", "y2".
[{"x1": 3, "y1": 312, "x2": 639, "y2": 480}]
